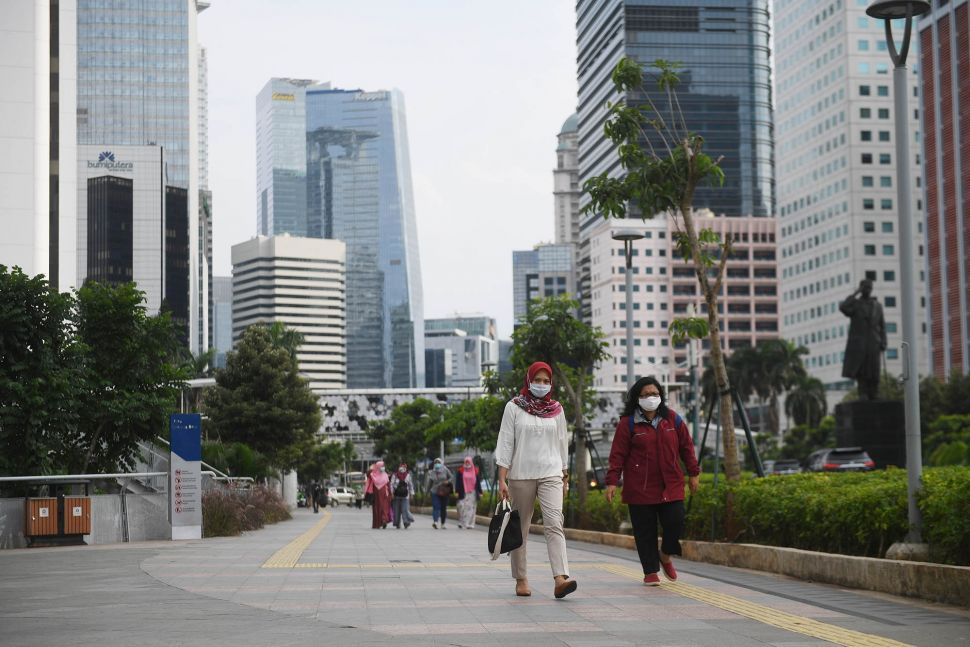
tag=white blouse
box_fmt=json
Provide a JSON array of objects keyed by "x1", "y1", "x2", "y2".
[{"x1": 494, "y1": 401, "x2": 569, "y2": 480}]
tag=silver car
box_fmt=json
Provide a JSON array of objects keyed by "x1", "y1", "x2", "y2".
[{"x1": 327, "y1": 486, "x2": 356, "y2": 506}]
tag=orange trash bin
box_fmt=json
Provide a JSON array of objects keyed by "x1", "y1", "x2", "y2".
[
  {"x1": 25, "y1": 498, "x2": 58, "y2": 536},
  {"x1": 63, "y1": 497, "x2": 92, "y2": 535}
]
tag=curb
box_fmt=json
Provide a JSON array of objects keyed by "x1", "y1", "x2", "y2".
[{"x1": 413, "y1": 506, "x2": 970, "y2": 607}]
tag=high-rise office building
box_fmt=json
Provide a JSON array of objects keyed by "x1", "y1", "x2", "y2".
[
  {"x1": 211, "y1": 276, "x2": 232, "y2": 368},
  {"x1": 255, "y1": 80, "x2": 425, "y2": 389},
  {"x1": 0, "y1": 0, "x2": 77, "y2": 290},
  {"x1": 231, "y1": 235, "x2": 346, "y2": 391},
  {"x1": 554, "y1": 113, "x2": 581, "y2": 246},
  {"x1": 512, "y1": 244, "x2": 577, "y2": 325},
  {"x1": 424, "y1": 328, "x2": 498, "y2": 388},
  {"x1": 774, "y1": 0, "x2": 928, "y2": 393},
  {"x1": 919, "y1": 1, "x2": 970, "y2": 378},
  {"x1": 425, "y1": 315, "x2": 497, "y2": 340},
  {"x1": 75, "y1": 0, "x2": 210, "y2": 352}
]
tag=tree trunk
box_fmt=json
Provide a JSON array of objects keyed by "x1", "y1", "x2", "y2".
[
  {"x1": 80, "y1": 421, "x2": 107, "y2": 475},
  {"x1": 558, "y1": 372, "x2": 587, "y2": 526},
  {"x1": 680, "y1": 202, "x2": 741, "y2": 482}
]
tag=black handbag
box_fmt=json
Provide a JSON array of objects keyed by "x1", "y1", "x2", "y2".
[{"x1": 488, "y1": 499, "x2": 523, "y2": 560}]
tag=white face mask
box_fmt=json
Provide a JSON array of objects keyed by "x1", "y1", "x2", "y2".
[
  {"x1": 379, "y1": 466, "x2": 386, "y2": 473},
  {"x1": 529, "y1": 383, "x2": 551, "y2": 398},
  {"x1": 639, "y1": 396, "x2": 662, "y2": 411}
]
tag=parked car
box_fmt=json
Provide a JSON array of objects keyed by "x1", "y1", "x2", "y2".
[
  {"x1": 805, "y1": 447, "x2": 875, "y2": 472},
  {"x1": 769, "y1": 459, "x2": 802, "y2": 475},
  {"x1": 327, "y1": 486, "x2": 357, "y2": 506}
]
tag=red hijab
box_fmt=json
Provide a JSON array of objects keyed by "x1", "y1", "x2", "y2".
[{"x1": 512, "y1": 361, "x2": 563, "y2": 418}]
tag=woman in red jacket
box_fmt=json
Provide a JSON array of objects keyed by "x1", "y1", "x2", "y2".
[{"x1": 605, "y1": 376, "x2": 700, "y2": 586}]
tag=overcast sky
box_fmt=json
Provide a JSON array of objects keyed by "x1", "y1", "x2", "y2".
[{"x1": 199, "y1": 1, "x2": 578, "y2": 338}]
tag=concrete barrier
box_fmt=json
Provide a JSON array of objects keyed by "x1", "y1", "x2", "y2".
[{"x1": 415, "y1": 505, "x2": 969, "y2": 607}]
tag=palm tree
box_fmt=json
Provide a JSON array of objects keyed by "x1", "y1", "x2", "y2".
[
  {"x1": 785, "y1": 374, "x2": 828, "y2": 428},
  {"x1": 759, "y1": 340, "x2": 808, "y2": 438},
  {"x1": 267, "y1": 321, "x2": 304, "y2": 360}
]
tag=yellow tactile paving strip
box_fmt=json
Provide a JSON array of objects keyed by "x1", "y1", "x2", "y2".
[
  {"x1": 261, "y1": 511, "x2": 332, "y2": 568},
  {"x1": 598, "y1": 563, "x2": 913, "y2": 647}
]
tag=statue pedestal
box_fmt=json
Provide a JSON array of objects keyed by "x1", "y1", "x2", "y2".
[{"x1": 834, "y1": 400, "x2": 905, "y2": 468}]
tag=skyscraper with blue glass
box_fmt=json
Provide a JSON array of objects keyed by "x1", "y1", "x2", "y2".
[
  {"x1": 256, "y1": 81, "x2": 425, "y2": 389},
  {"x1": 75, "y1": 0, "x2": 210, "y2": 352}
]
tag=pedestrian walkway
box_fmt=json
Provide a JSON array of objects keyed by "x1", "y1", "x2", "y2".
[{"x1": 1, "y1": 506, "x2": 967, "y2": 646}]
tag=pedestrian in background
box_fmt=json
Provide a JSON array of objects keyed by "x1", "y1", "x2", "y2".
[
  {"x1": 455, "y1": 456, "x2": 482, "y2": 529},
  {"x1": 309, "y1": 481, "x2": 321, "y2": 513},
  {"x1": 390, "y1": 462, "x2": 415, "y2": 529},
  {"x1": 425, "y1": 457, "x2": 453, "y2": 529},
  {"x1": 365, "y1": 461, "x2": 392, "y2": 529},
  {"x1": 605, "y1": 376, "x2": 700, "y2": 586},
  {"x1": 495, "y1": 361, "x2": 575, "y2": 599}
]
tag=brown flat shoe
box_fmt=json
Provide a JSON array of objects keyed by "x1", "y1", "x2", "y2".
[
  {"x1": 515, "y1": 579, "x2": 531, "y2": 597},
  {"x1": 554, "y1": 577, "x2": 577, "y2": 599}
]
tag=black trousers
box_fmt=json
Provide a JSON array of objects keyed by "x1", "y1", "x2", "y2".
[{"x1": 628, "y1": 501, "x2": 685, "y2": 575}]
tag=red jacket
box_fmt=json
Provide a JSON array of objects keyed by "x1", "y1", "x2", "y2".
[{"x1": 606, "y1": 409, "x2": 700, "y2": 505}]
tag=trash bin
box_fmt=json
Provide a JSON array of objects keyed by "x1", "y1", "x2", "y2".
[
  {"x1": 25, "y1": 498, "x2": 59, "y2": 537},
  {"x1": 63, "y1": 497, "x2": 92, "y2": 535}
]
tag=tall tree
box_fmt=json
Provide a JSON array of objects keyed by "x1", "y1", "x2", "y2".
[
  {"x1": 760, "y1": 340, "x2": 808, "y2": 438},
  {"x1": 69, "y1": 281, "x2": 189, "y2": 474},
  {"x1": 0, "y1": 267, "x2": 81, "y2": 476},
  {"x1": 205, "y1": 325, "x2": 321, "y2": 471},
  {"x1": 370, "y1": 398, "x2": 445, "y2": 470},
  {"x1": 267, "y1": 320, "x2": 304, "y2": 360},
  {"x1": 785, "y1": 374, "x2": 828, "y2": 429},
  {"x1": 510, "y1": 295, "x2": 609, "y2": 514},
  {"x1": 582, "y1": 58, "x2": 743, "y2": 481}
]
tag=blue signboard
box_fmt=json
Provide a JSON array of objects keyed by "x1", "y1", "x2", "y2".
[{"x1": 169, "y1": 413, "x2": 202, "y2": 540}]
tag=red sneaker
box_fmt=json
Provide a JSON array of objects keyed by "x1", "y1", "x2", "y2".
[
  {"x1": 660, "y1": 560, "x2": 677, "y2": 581},
  {"x1": 643, "y1": 573, "x2": 661, "y2": 586}
]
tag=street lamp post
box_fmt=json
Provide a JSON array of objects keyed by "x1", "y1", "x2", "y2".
[
  {"x1": 612, "y1": 228, "x2": 645, "y2": 384},
  {"x1": 866, "y1": 0, "x2": 931, "y2": 546}
]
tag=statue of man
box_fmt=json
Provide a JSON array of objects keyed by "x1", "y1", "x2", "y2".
[{"x1": 839, "y1": 279, "x2": 887, "y2": 400}]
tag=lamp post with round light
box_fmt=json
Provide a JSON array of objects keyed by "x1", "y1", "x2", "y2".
[
  {"x1": 866, "y1": 0, "x2": 931, "y2": 546},
  {"x1": 612, "y1": 228, "x2": 645, "y2": 384}
]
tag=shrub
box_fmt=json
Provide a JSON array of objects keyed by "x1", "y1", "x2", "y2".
[
  {"x1": 202, "y1": 485, "x2": 291, "y2": 538},
  {"x1": 919, "y1": 467, "x2": 970, "y2": 565}
]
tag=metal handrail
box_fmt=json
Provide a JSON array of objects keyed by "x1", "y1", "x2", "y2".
[
  {"x1": 0, "y1": 472, "x2": 168, "y2": 483},
  {"x1": 151, "y1": 436, "x2": 237, "y2": 481}
]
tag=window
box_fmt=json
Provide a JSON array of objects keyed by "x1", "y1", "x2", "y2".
[
  {"x1": 857, "y1": 16, "x2": 869, "y2": 27},
  {"x1": 881, "y1": 199, "x2": 893, "y2": 210},
  {"x1": 861, "y1": 153, "x2": 873, "y2": 164},
  {"x1": 877, "y1": 85, "x2": 889, "y2": 96},
  {"x1": 858, "y1": 62, "x2": 870, "y2": 74},
  {"x1": 881, "y1": 222, "x2": 893, "y2": 233},
  {"x1": 876, "y1": 62, "x2": 889, "y2": 74},
  {"x1": 885, "y1": 296, "x2": 896, "y2": 307},
  {"x1": 862, "y1": 176, "x2": 874, "y2": 187},
  {"x1": 864, "y1": 244, "x2": 876, "y2": 255},
  {"x1": 886, "y1": 348, "x2": 899, "y2": 359},
  {"x1": 861, "y1": 130, "x2": 872, "y2": 141},
  {"x1": 883, "y1": 270, "x2": 895, "y2": 281},
  {"x1": 886, "y1": 322, "x2": 897, "y2": 333},
  {"x1": 878, "y1": 108, "x2": 889, "y2": 119},
  {"x1": 883, "y1": 244, "x2": 895, "y2": 255},
  {"x1": 860, "y1": 107, "x2": 871, "y2": 118},
  {"x1": 879, "y1": 153, "x2": 891, "y2": 164},
  {"x1": 858, "y1": 39, "x2": 869, "y2": 50},
  {"x1": 863, "y1": 198, "x2": 875, "y2": 210},
  {"x1": 879, "y1": 131, "x2": 891, "y2": 142},
  {"x1": 859, "y1": 84, "x2": 871, "y2": 96},
  {"x1": 863, "y1": 221, "x2": 875, "y2": 232},
  {"x1": 878, "y1": 176, "x2": 891, "y2": 188},
  {"x1": 865, "y1": 270, "x2": 877, "y2": 280}
]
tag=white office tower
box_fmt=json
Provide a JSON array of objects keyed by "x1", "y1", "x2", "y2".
[
  {"x1": 231, "y1": 235, "x2": 347, "y2": 391},
  {"x1": 774, "y1": 0, "x2": 928, "y2": 397},
  {"x1": 0, "y1": 0, "x2": 77, "y2": 290}
]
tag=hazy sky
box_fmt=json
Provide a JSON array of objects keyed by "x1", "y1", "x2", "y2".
[{"x1": 199, "y1": 1, "x2": 578, "y2": 338}]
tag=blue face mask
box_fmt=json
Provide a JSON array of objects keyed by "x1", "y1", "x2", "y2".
[
  {"x1": 529, "y1": 383, "x2": 552, "y2": 398},
  {"x1": 434, "y1": 463, "x2": 442, "y2": 471}
]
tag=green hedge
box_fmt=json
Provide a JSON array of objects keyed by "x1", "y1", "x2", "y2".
[{"x1": 683, "y1": 467, "x2": 970, "y2": 565}]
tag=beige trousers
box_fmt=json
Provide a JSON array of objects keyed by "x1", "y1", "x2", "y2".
[{"x1": 507, "y1": 476, "x2": 568, "y2": 580}]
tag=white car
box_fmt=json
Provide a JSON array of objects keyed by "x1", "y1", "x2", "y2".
[{"x1": 327, "y1": 486, "x2": 356, "y2": 506}]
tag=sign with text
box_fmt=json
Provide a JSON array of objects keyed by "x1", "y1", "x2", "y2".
[{"x1": 169, "y1": 413, "x2": 202, "y2": 540}]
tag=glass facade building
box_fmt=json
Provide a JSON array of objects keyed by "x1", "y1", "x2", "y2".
[
  {"x1": 512, "y1": 244, "x2": 577, "y2": 325},
  {"x1": 75, "y1": 0, "x2": 208, "y2": 352},
  {"x1": 256, "y1": 80, "x2": 425, "y2": 388},
  {"x1": 576, "y1": 0, "x2": 775, "y2": 226}
]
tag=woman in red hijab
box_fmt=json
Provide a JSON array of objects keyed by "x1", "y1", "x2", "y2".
[
  {"x1": 364, "y1": 461, "x2": 391, "y2": 529},
  {"x1": 494, "y1": 361, "x2": 576, "y2": 599}
]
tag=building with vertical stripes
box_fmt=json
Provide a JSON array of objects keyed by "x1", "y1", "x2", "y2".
[{"x1": 919, "y1": 0, "x2": 970, "y2": 378}]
